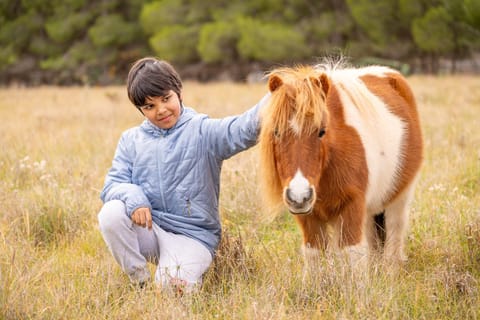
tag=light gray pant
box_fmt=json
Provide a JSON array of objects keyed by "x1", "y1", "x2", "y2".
[{"x1": 98, "y1": 200, "x2": 212, "y2": 289}]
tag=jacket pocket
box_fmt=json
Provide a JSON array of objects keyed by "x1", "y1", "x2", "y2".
[
  {"x1": 175, "y1": 188, "x2": 192, "y2": 216},
  {"x1": 184, "y1": 197, "x2": 192, "y2": 216}
]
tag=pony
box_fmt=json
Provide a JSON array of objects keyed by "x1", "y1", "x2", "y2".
[{"x1": 258, "y1": 63, "x2": 423, "y2": 266}]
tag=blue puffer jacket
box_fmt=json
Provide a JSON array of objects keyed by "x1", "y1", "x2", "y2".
[{"x1": 100, "y1": 96, "x2": 268, "y2": 257}]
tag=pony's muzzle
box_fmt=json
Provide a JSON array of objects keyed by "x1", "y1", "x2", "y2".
[{"x1": 284, "y1": 187, "x2": 314, "y2": 215}]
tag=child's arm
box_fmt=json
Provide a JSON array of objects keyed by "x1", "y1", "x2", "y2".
[
  {"x1": 100, "y1": 134, "x2": 152, "y2": 217},
  {"x1": 204, "y1": 93, "x2": 270, "y2": 160}
]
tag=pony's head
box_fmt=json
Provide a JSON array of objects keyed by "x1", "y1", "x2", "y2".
[{"x1": 259, "y1": 66, "x2": 330, "y2": 215}]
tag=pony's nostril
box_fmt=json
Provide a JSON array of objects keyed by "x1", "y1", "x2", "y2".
[
  {"x1": 304, "y1": 188, "x2": 313, "y2": 202},
  {"x1": 286, "y1": 188, "x2": 294, "y2": 203}
]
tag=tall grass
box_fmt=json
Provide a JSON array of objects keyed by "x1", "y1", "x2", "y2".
[{"x1": 0, "y1": 77, "x2": 479, "y2": 319}]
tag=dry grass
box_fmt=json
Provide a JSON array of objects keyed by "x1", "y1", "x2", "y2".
[{"x1": 0, "y1": 76, "x2": 479, "y2": 319}]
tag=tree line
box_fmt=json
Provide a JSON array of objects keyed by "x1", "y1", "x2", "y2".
[{"x1": 1, "y1": 0, "x2": 479, "y2": 85}]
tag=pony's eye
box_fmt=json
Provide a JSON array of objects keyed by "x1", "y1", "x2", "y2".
[
  {"x1": 318, "y1": 128, "x2": 326, "y2": 138},
  {"x1": 274, "y1": 129, "x2": 280, "y2": 138}
]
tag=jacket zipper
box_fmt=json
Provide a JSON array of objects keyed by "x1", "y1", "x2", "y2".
[{"x1": 157, "y1": 137, "x2": 168, "y2": 211}]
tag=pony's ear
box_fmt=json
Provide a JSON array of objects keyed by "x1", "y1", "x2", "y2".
[
  {"x1": 268, "y1": 74, "x2": 283, "y2": 92},
  {"x1": 319, "y1": 73, "x2": 330, "y2": 95}
]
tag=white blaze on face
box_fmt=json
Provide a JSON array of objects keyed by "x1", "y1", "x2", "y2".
[{"x1": 287, "y1": 169, "x2": 311, "y2": 203}]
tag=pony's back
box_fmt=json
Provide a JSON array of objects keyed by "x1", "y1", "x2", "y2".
[{"x1": 327, "y1": 66, "x2": 422, "y2": 212}]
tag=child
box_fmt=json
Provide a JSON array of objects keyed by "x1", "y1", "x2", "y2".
[{"x1": 98, "y1": 57, "x2": 268, "y2": 293}]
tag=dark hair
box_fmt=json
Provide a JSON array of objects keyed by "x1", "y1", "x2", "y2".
[{"x1": 126, "y1": 57, "x2": 183, "y2": 108}]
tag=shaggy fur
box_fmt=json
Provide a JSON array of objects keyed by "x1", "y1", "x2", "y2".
[{"x1": 258, "y1": 64, "x2": 423, "y2": 263}]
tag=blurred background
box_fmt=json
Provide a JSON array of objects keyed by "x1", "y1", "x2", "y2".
[{"x1": 1, "y1": 0, "x2": 479, "y2": 86}]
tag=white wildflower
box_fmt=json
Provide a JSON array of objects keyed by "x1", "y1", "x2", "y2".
[
  {"x1": 33, "y1": 160, "x2": 47, "y2": 171},
  {"x1": 428, "y1": 183, "x2": 446, "y2": 192}
]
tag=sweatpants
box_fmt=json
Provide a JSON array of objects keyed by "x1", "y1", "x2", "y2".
[{"x1": 98, "y1": 200, "x2": 213, "y2": 291}]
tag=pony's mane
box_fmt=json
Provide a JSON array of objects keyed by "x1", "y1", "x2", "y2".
[
  {"x1": 314, "y1": 56, "x2": 350, "y2": 74},
  {"x1": 263, "y1": 65, "x2": 328, "y2": 136},
  {"x1": 258, "y1": 65, "x2": 330, "y2": 215}
]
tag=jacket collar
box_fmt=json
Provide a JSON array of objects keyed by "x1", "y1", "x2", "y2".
[{"x1": 140, "y1": 105, "x2": 195, "y2": 137}]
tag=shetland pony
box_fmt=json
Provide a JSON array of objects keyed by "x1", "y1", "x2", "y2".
[{"x1": 258, "y1": 64, "x2": 423, "y2": 265}]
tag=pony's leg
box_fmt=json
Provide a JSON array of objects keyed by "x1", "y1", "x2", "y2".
[
  {"x1": 294, "y1": 214, "x2": 329, "y2": 276},
  {"x1": 365, "y1": 211, "x2": 386, "y2": 259},
  {"x1": 295, "y1": 214, "x2": 329, "y2": 252},
  {"x1": 383, "y1": 181, "x2": 417, "y2": 264},
  {"x1": 334, "y1": 198, "x2": 369, "y2": 268}
]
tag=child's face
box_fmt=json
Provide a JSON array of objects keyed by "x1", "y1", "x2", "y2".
[{"x1": 139, "y1": 90, "x2": 181, "y2": 129}]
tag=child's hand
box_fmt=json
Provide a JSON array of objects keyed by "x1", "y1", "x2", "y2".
[{"x1": 132, "y1": 207, "x2": 153, "y2": 230}]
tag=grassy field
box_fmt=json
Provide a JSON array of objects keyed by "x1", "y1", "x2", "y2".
[{"x1": 0, "y1": 75, "x2": 479, "y2": 319}]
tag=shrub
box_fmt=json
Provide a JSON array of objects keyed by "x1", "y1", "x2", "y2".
[
  {"x1": 197, "y1": 21, "x2": 239, "y2": 64},
  {"x1": 236, "y1": 17, "x2": 310, "y2": 62},
  {"x1": 149, "y1": 25, "x2": 200, "y2": 63}
]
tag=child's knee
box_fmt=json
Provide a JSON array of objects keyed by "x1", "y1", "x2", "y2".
[{"x1": 98, "y1": 200, "x2": 128, "y2": 231}]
